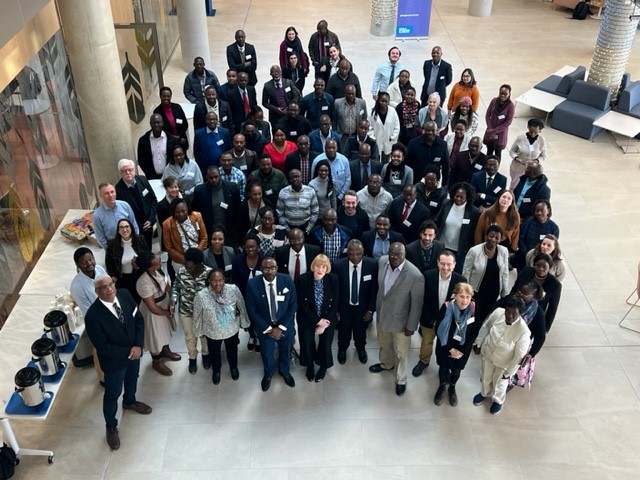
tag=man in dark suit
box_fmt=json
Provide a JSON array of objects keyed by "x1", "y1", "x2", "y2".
[
  {"x1": 193, "y1": 86, "x2": 234, "y2": 131},
  {"x1": 226, "y1": 30, "x2": 258, "y2": 86},
  {"x1": 361, "y1": 214, "x2": 404, "y2": 259},
  {"x1": 228, "y1": 72, "x2": 258, "y2": 133},
  {"x1": 388, "y1": 185, "x2": 431, "y2": 244},
  {"x1": 275, "y1": 102, "x2": 313, "y2": 143},
  {"x1": 193, "y1": 112, "x2": 232, "y2": 176},
  {"x1": 449, "y1": 136, "x2": 487, "y2": 186},
  {"x1": 137, "y1": 113, "x2": 173, "y2": 180},
  {"x1": 412, "y1": 250, "x2": 466, "y2": 377},
  {"x1": 346, "y1": 120, "x2": 380, "y2": 162},
  {"x1": 471, "y1": 155, "x2": 507, "y2": 208},
  {"x1": 191, "y1": 165, "x2": 242, "y2": 245},
  {"x1": 262, "y1": 65, "x2": 301, "y2": 125},
  {"x1": 115, "y1": 159, "x2": 157, "y2": 248},
  {"x1": 406, "y1": 220, "x2": 445, "y2": 272},
  {"x1": 183, "y1": 56, "x2": 220, "y2": 104},
  {"x1": 349, "y1": 143, "x2": 383, "y2": 192},
  {"x1": 85, "y1": 275, "x2": 152, "y2": 450},
  {"x1": 284, "y1": 135, "x2": 319, "y2": 184},
  {"x1": 333, "y1": 240, "x2": 378, "y2": 364},
  {"x1": 246, "y1": 257, "x2": 298, "y2": 391},
  {"x1": 420, "y1": 46, "x2": 453, "y2": 105},
  {"x1": 275, "y1": 228, "x2": 321, "y2": 281}
]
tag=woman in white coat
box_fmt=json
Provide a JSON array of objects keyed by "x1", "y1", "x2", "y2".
[{"x1": 369, "y1": 92, "x2": 400, "y2": 164}]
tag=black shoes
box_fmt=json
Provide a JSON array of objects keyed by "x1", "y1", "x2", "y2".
[
  {"x1": 357, "y1": 349, "x2": 368, "y2": 364},
  {"x1": 306, "y1": 367, "x2": 315, "y2": 382},
  {"x1": 122, "y1": 401, "x2": 152, "y2": 415},
  {"x1": 212, "y1": 371, "x2": 221, "y2": 385},
  {"x1": 188, "y1": 359, "x2": 197, "y2": 375},
  {"x1": 202, "y1": 354, "x2": 212, "y2": 370},
  {"x1": 106, "y1": 427, "x2": 120, "y2": 450},
  {"x1": 314, "y1": 368, "x2": 326, "y2": 383},
  {"x1": 231, "y1": 368, "x2": 239, "y2": 381},
  {"x1": 282, "y1": 373, "x2": 296, "y2": 388},
  {"x1": 337, "y1": 350, "x2": 347, "y2": 364},
  {"x1": 369, "y1": 363, "x2": 392, "y2": 373},
  {"x1": 411, "y1": 361, "x2": 428, "y2": 377},
  {"x1": 434, "y1": 385, "x2": 446, "y2": 406},
  {"x1": 395, "y1": 383, "x2": 406, "y2": 396},
  {"x1": 448, "y1": 385, "x2": 458, "y2": 406},
  {"x1": 248, "y1": 338, "x2": 255, "y2": 351},
  {"x1": 261, "y1": 376, "x2": 271, "y2": 392}
]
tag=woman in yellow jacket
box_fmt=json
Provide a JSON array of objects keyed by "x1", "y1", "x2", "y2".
[{"x1": 162, "y1": 197, "x2": 208, "y2": 267}]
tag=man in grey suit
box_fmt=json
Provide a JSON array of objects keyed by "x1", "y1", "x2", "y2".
[
  {"x1": 369, "y1": 242, "x2": 424, "y2": 396},
  {"x1": 333, "y1": 84, "x2": 368, "y2": 152}
]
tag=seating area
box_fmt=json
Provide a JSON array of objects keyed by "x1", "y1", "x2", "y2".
[
  {"x1": 534, "y1": 65, "x2": 586, "y2": 98},
  {"x1": 617, "y1": 80, "x2": 640, "y2": 119},
  {"x1": 551, "y1": 79, "x2": 611, "y2": 140}
]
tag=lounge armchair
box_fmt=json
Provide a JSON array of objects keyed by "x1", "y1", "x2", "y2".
[
  {"x1": 551, "y1": 80, "x2": 611, "y2": 140},
  {"x1": 534, "y1": 66, "x2": 586, "y2": 98}
]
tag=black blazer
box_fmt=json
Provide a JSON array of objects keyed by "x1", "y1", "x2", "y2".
[
  {"x1": 361, "y1": 230, "x2": 405, "y2": 258},
  {"x1": 275, "y1": 244, "x2": 321, "y2": 276},
  {"x1": 435, "y1": 200, "x2": 480, "y2": 255},
  {"x1": 405, "y1": 239, "x2": 445, "y2": 272},
  {"x1": 420, "y1": 59, "x2": 453, "y2": 105},
  {"x1": 262, "y1": 79, "x2": 301, "y2": 124},
  {"x1": 115, "y1": 176, "x2": 158, "y2": 227},
  {"x1": 284, "y1": 150, "x2": 319, "y2": 181},
  {"x1": 296, "y1": 272, "x2": 339, "y2": 328},
  {"x1": 136, "y1": 130, "x2": 174, "y2": 180},
  {"x1": 471, "y1": 170, "x2": 508, "y2": 208},
  {"x1": 333, "y1": 257, "x2": 378, "y2": 319},
  {"x1": 153, "y1": 103, "x2": 189, "y2": 150},
  {"x1": 193, "y1": 99, "x2": 234, "y2": 131},
  {"x1": 346, "y1": 136, "x2": 380, "y2": 162},
  {"x1": 420, "y1": 269, "x2": 467, "y2": 328},
  {"x1": 387, "y1": 198, "x2": 431, "y2": 244},
  {"x1": 191, "y1": 180, "x2": 242, "y2": 242},
  {"x1": 228, "y1": 86, "x2": 258, "y2": 133},
  {"x1": 237, "y1": 196, "x2": 276, "y2": 236},
  {"x1": 85, "y1": 289, "x2": 144, "y2": 373},
  {"x1": 348, "y1": 158, "x2": 383, "y2": 192},
  {"x1": 226, "y1": 42, "x2": 258, "y2": 86}
]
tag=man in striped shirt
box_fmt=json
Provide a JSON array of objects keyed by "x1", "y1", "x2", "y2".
[{"x1": 276, "y1": 169, "x2": 319, "y2": 235}]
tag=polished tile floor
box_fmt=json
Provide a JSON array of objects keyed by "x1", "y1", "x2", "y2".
[{"x1": 6, "y1": 0, "x2": 640, "y2": 478}]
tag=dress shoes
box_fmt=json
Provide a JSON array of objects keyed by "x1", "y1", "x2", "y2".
[
  {"x1": 212, "y1": 371, "x2": 221, "y2": 385},
  {"x1": 282, "y1": 373, "x2": 296, "y2": 388},
  {"x1": 106, "y1": 427, "x2": 120, "y2": 450},
  {"x1": 434, "y1": 385, "x2": 446, "y2": 406},
  {"x1": 411, "y1": 361, "x2": 428, "y2": 377},
  {"x1": 202, "y1": 354, "x2": 212, "y2": 370},
  {"x1": 395, "y1": 383, "x2": 406, "y2": 396},
  {"x1": 254, "y1": 338, "x2": 261, "y2": 353},
  {"x1": 369, "y1": 363, "x2": 392, "y2": 373},
  {"x1": 448, "y1": 385, "x2": 458, "y2": 406},
  {"x1": 231, "y1": 368, "x2": 240, "y2": 380},
  {"x1": 188, "y1": 359, "x2": 197, "y2": 374},
  {"x1": 152, "y1": 359, "x2": 173, "y2": 376},
  {"x1": 337, "y1": 350, "x2": 347, "y2": 364},
  {"x1": 314, "y1": 368, "x2": 326, "y2": 383},
  {"x1": 247, "y1": 338, "x2": 255, "y2": 351},
  {"x1": 261, "y1": 376, "x2": 271, "y2": 392},
  {"x1": 306, "y1": 367, "x2": 315, "y2": 382},
  {"x1": 357, "y1": 349, "x2": 368, "y2": 364},
  {"x1": 160, "y1": 345, "x2": 181, "y2": 362},
  {"x1": 123, "y1": 401, "x2": 152, "y2": 415}
]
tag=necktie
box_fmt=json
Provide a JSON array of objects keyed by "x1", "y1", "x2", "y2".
[
  {"x1": 294, "y1": 254, "x2": 301, "y2": 283},
  {"x1": 351, "y1": 265, "x2": 358, "y2": 305},
  {"x1": 114, "y1": 302, "x2": 124, "y2": 324},
  {"x1": 239, "y1": 48, "x2": 245, "y2": 63},
  {"x1": 269, "y1": 283, "x2": 277, "y2": 323},
  {"x1": 275, "y1": 82, "x2": 280, "y2": 89},
  {"x1": 401, "y1": 203, "x2": 411, "y2": 222},
  {"x1": 486, "y1": 176, "x2": 493, "y2": 190},
  {"x1": 242, "y1": 90, "x2": 250, "y2": 116},
  {"x1": 389, "y1": 64, "x2": 396, "y2": 84},
  {"x1": 361, "y1": 164, "x2": 369, "y2": 186}
]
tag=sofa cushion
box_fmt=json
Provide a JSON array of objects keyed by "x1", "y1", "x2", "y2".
[
  {"x1": 556, "y1": 66, "x2": 586, "y2": 95},
  {"x1": 534, "y1": 75, "x2": 562, "y2": 95},
  {"x1": 567, "y1": 80, "x2": 611, "y2": 110},
  {"x1": 618, "y1": 81, "x2": 640, "y2": 114}
]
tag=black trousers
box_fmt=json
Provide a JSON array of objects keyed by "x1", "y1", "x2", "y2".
[
  {"x1": 206, "y1": 333, "x2": 239, "y2": 372},
  {"x1": 337, "y1": 305, "x2": 368, "y2": 352}
]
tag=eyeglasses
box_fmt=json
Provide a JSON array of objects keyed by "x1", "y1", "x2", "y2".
[
  {"x1": 118, "y1": 225, "x2": 131, "y2": 230},
  {"x1": 120, "y1": 168, "x2": 135, "y2": 173}
]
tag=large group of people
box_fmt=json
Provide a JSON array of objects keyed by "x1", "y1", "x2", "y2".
[{"x1": 77, "y1": 19, "x2": 565, "y2": 451}]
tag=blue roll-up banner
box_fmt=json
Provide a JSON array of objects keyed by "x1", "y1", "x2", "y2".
[{"x1": 395, "y1": 0, "x2": 432, "y2": 39}]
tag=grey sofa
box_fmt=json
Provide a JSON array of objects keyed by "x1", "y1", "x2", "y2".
[
  {"x1": 551, "y1": 80, "x2": 611, "y2": 140},
  {"x1": 534, "y1": 66, "x2": 586, "y2": 97},
  {"x1": 617, "y1": 81, "x2": 640, "y2": 119}
]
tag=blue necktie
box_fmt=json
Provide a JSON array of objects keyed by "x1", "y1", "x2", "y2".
[{"x1": 351, "y1": 265, "x2": 358, "y2": 305}]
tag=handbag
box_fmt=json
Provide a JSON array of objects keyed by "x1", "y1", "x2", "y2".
[
  {"x1": 510, "y1": 354, "x2": 536, "y2": 389},
  {"x1": 0, "y1": 443, "x2": 17, "y2": 479}
]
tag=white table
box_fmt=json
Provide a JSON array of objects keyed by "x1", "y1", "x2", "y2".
[
  {"x1": 514, "y1": 88, "x2": 567, "y2": 124},
  {"x1": 552, "y1": 65, "x2": 578, "y2": 77},
  {"x1": 593, "y1": 110, "x2": 640, "y2": 154}
]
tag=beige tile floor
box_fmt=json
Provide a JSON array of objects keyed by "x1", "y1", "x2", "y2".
[{"x1": 6, "y1": 0, "x2": 640, "y2": 478}]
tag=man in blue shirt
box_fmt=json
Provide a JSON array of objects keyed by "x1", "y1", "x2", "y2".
[
  {"x1": 311, "y1": 139, "x2": 351, "y2": 201},
  {"x1": 93, "y1": 183, "x2": 139, "y2": 249},
  {"x1": 371, "y1": 46, "x2": 404, "y2": 101},
  {"x1": 193, "y1": 111, "x2": 232, "y2": 176},
  {"x1": 299, "y1": 78, "x2": 334, "y2": 129}
]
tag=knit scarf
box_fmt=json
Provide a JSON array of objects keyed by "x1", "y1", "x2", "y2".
[
  {"x1": 437, "y1": 300, "x2": 474, "y2": 346},
  {"x1": 521, "y1": 300, "x2": 538, "y2": 326}
]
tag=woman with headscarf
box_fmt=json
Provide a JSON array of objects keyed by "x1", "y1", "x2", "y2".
[{"x1": 451, "y1": 96, "x2": 479, "y2": 136}]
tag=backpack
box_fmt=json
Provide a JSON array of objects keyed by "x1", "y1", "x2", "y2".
[
  {"x1": 572, "y1": 1, "x2": 589, "y2": 20},
  {"x1": 0, "y1": 443, "x2": 17, "y2": 479}
]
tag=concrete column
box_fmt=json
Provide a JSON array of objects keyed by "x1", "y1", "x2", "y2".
[
  {"x1": 177, "y1": 0, "x2": 212, "y2": 71},
  {"x1": 57, "y1": 0, "x2": 134, "y2": 186}
]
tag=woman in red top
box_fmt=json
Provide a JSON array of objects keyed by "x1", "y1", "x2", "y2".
[
  {"x1": 153, "y1": 86, "x2": 189, "y2": 150},
  {"x1": 262, "y1": 127, "x2": 297, "y2": 172}
]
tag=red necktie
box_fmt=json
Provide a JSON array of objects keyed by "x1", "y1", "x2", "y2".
[
  {"x1": 401, "y1": 204, "x2": 411, "y2": 222},
  {"x1": 242, "y1": 90, "x2": 250, "y2": 116},
  {"x1": 294, "y1": 254, "x2": 301, "y2": 283}
]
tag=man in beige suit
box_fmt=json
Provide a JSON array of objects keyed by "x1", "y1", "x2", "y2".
[{"x1": 369, "y1": 242, "x2": 424, "y2": 396}]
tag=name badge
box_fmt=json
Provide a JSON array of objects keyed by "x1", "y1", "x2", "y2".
[
  {"x1": 403, "y1": 219, "x2": 412, "y2": 227},
  {"x1": 539, "y1": 234, "x2": 546, "y2": 240},
  {"x1": 324, "y1": 42, "x2": 330, "y2": 46},
  {"x1": 216, "y1": 139, "x2": 224, "y2": 146},
  {"x1": 434, "y1": 157, "x2": 441, "y2": 163},
  {"x1": 266, "y1": 189, "x2": 274, "y2": 196},
  {"x1": 474, "y1": 163, "x2": 482, "y2": 170},
  {"x1": 245, "y1": 54, "x2": 252, "y2": 60},
  {"x1": 283, "y1": 287, "x2": 290, "y2": 293},
  {"x1": 439, "y1": 76, "x2": 445, "y2": 80},
  {"x1": 359, "y1": 109, "x2": 364, "y2": 116},
  {"x1": 132, "y1": 307, "x2": 138, "y2": 317},
  {"x1": 498, "y1": 115, "x2": 506, "y2": 120},
  {"x1": 392, "y1": 179, "x2": 401, "y2": 185},
  {"x1": 453, "y1": 334, "x2": 462, "y2": 342},
  {"x1": 285, "y1": 86, "x2": 291, "y2": 93},
  {"x1": 225, "y1": 264, "x2": 233, "y2": 271},
  {"x1": 363, "y1": 274, "x2": 371, "y2": 282},
  {"x1": 429, "y1": 201, "x2": 438, "y2": 207},
  {"x1": 186, "y1": 172, "x2": 194, "y2": 178},
  {"x1": 195, "y1": 222, "x2": 200, "y2": 231},
  {"x1": 220, "y1": 202, "x2": 229, "y2": 209},
  {"x1": 222, "y1": 116, "x2": 228, "y2": 122},
  {"x1": 290, "y1": 131, "x2": 297, "y2": 136},
  {"x1": 276, "y1": 295, "x2": 285, "y2": 302},
  {"x1": 240, "y1": 164, "x2": 247, "y2": 170},
  {"x1": 176, "y1": 118, "x2": 183, "y2": 125},
  {"x1": 467, "y1": 316, "x2": 475, "y2": 325},
  {"x1": 493, "y1": 186, "x2": 501, "y2": 194},
  {"x1": 142, "y1": 188, "x2": 149, "y2": 196},
  {"x1": 321, "y1": 106, "x2": 329, "y2": 110},
  {"x1": 523, "y1": 198, "x2": 531, "y2": 203},
  {"x1": 528, "y1": 145, "x2": 535, "y2": 152},
  {"x1": 462, "y1": 218, "x2": 470, "y2": 225},
  {"x1": 287, "y1": 47, "x2": 293, "y2": 52}
]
